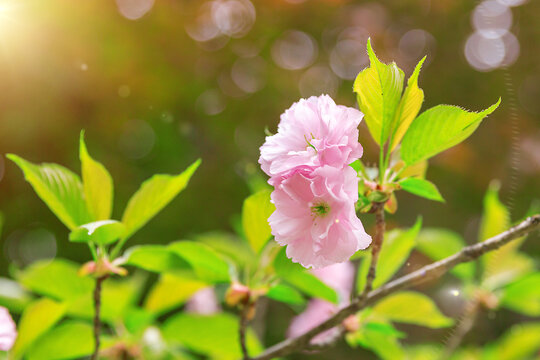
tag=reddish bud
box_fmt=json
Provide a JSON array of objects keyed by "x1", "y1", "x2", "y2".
[
  {"x1": 225, "y1": 282, "x2": 250, "y2": 307},
  {"x1": 342, "y1": 315, "x2": 360, "y2": 333}
]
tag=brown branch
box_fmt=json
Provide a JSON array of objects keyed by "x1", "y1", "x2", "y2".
[
  {"x1": 91, "y1": 275, "x2": 108, "y2": 360},
  {"x1": 250, "y1": 215, "x2": 540, "y2": 360},
  {"x1": 239, "y1": 304, "x2": 251, "y2": 360},
  {"x1": 440, "y1": 298, "x2": 480, "y2": 360},
  {"x1": 359, "y1": 203, "x2": 385, "y2": 301}
]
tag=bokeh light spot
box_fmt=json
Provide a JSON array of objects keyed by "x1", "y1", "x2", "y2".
[
  {"x1": 271, "y1": 30, "x2": 318, "y2": 71},
  {"x1": 119, "y1": 119, "x2": 156, "y2": 159},
  {"x1": 5, "y1": 228, "x2": 57, "y2": 267},
  {"x1": 116, "y1": 0, "x2": 154, "y2": 20},
  {"x1": 299, "y1": 65, "x2": 339, "y2": 98},
  {"x1": 196, "y1": 89, "x2": 226, "y2": 115}
]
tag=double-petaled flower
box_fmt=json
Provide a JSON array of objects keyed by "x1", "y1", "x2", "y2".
[{"x1": 260, "y1": 95, "x2": 371, "y2": 268}]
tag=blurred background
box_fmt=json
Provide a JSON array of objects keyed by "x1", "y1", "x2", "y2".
[{"x1": 0, "y1": 0, "x2": 538, "y2": 358}]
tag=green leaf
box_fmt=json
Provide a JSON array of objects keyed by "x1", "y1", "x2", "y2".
[
  {"x1": 399, "y1": 177, "x2": 444, "y2": 202},
  {"x1": 478, "y1": 182, "x2": 532, "y2": 289},
  {"x1": 266, "y1": 283, "x2": 306, "y2": 306},
  {"x1": 404, "y1": 345, "x2": 442, "y2": 360},
  {"x1": 274, "y1": 248, "x2": 338, "y2": 304},
  {"x1": 347, "y1": 320, "x2": 405, "y2": 360},
  {"x1": 492, "y1": 322, "x2": 540, "y2": 360},
  {"x1": 373, "y1": 291, "x2": 453, "y2": 328},
  {"x1": 168, "y1": 241, "x2": 231, "y2": 283},
  {"x1": 389, "y1": 56, "x2": 425, "y2": 151},
  {"x1": 482, "y1": 251, "x2": 535, "y2": 290},
  {"x1": 123, "y1": 245, "x2": 190, "y2": 273},
  {"x1": 0, "y1": 277, "x2": 33, "y2": 313},
  {"x1": 357, "y1": 218, "x2": 421, "y2": 292},
  {"x1": 479, "y1": 181, "x2": 509, "y2": 242},
  {"x1": 400, "y1": 99, "x2": 501, "y2": 165},
  {"x1": 162, "y1": 313, "x2": 262, "y2": 360},
  {"x1": 194, "y1": 232, "x2": 255, "y2": 268},
  {"x1": 416, "y1": 229, "x2": 475, "y2": 281},
  {"x1": 79, "y1": 131, "x2": 113, "y2": 220},
  {"x1": 69, "y1": 220, "x2": 126, "y2": 245},
  {"x1": 11, "y1": 298, "x2": 66, "y2": 359},
  {"x1": 17, "y1": 259, "x2": 93, "y2": 301},
  {"x1": 144, "y1": 274, "x2": 207, "y2": 315},
  {"x1": 242, "y1": 189, "x2": 275, "y2": 254},
  {"x1": 7, "y1": 154, "x2": 91, "y2": 230},
  {"x1": 120, "y1": 159, "x2": 201, "y2": 243},
  {"x1": 123, "y1": 307, "x2": 155, "y2": 335},
  {"x1": 500, "y1": 273, "x2": 540, "y2": 316},
  {"x1": 353, "y1": 38, "x2": 405, "y2": 145},
  {"x1": 26, "y1": 320, "x2": 94, "y2": 360}
]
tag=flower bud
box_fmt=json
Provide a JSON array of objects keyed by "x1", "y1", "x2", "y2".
[
  {"x1": 225, "y1": 282, "x2": 250, "y2": 307},
  {"x1": 342, "y1": 315, "x2": 360, "y2": 333}
]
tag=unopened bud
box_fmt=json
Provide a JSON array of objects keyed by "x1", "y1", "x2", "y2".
[
  {"x1": 78, "y1": 258, "x2": 127, "y2": 278},
  {"x1": 342, "y1": 315, "x2": 360, "y2": 333},
  {"x1": 225, "y1": 282, "x2": 250, "y2": 307}
]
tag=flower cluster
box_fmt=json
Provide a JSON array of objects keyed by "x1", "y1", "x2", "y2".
[{"x1": 259, "y1": 95, "x2": 371, "y2": 268}]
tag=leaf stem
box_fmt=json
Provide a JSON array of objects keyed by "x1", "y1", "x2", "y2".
[
  {"x1": 88, "y1": 243, "x2": 98, "y2": 261},
  {"x1": 239, "y1": 304, "x2": 251, "y2": 360},
  {"x1": 91, "y1": 275, "x2": 108, "y2": 360},
  {"x1": 360, "y1": 202, "x2": 386, "y2": 300}
]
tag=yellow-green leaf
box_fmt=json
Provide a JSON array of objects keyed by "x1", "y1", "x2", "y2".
[
  {"x1": 26, "y1": 321, "x2": 94, "y2": 360},
  {"x1": 493, "y1": 322, "x2": 540, "y2": 360},
  {"x1": 389, "y1": 56, "x2": 425, "y2": 151},
  {"x1": 357, "y1": 218, "x2": 421, "y2": 292},
  {"x1": 479, "y1": 182, "x2": 531, "y2": 289},
  {"x1": 7, "y1": 154, "x2": 91, "y2": 230},
  {"x1": 118, "y1": 159, "x2": 201, "y2": 249},
  {"x1": 80, "y1": 131, "x2": 114, "y2": 220},
  {"x1": 500, "y1": 273, "x2": 540, "y2": 316},
  {"x1": 162, "y1": 313, "x2": 262, "y2": 360},
  {"x1": 242, "y1": 189, "x2": 275, "y2": 253},
  {"x1": 11, "y1": 298, "x2": 67, "y2": 359},
  {"x1": 401, "y1": 99, "x2": 500, "y2": 165},
  {"x1": 399, "y1": 177, "x2": 444, "y2": 202},
  {"x1": 144, "y1": 274, "x2": 207, "y2": 315},
  {"x1": 354, "y1": 38, "x2": 405, "y2": 145},
  {"x1": 373, "y1": 291, "x2": 453, "y2": 328},
  {"x1": 69, "y1": 220, "x2": 126, "y2": 245}
]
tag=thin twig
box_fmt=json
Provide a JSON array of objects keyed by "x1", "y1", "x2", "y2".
[
  {"x1": 440, "y1": 298, "x2": 480, "y2": 360},
  {"x1": 239, "y1": 305, "x2": 250, "y2": 360},
  {"x1": 249, "y1": 215, "x2": 540, "y2": 360},
  {"x1": 91, "y1": 275, "x2": 108, "y2": 360}
]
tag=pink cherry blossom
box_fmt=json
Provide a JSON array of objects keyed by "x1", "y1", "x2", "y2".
[
  {"x1": 269, "y1": 165, "x2": 371, "y2": 268},
  {"x1": 259, "y1": 95, "x2": 364, "y2": 185},
  {"x1": 0, "y1": 306, "x2": 16, "y2": 351},
  {"x1": 287, "y1": 262, "x2": 355, "y2": 343}
]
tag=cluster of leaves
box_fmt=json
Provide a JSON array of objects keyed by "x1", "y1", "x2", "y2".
[
  {"x1": 353, "y1": 39, "x2": 500, "y2": 211},
  {"x1": 0, "y1": 132, "x2": 347, "y2": 359}
]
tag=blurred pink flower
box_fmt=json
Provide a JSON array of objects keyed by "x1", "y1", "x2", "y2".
[
  {"x1": 0, "y1": 306, "x2": 16, "y2": 351},
  {"x1": 259, "y1": 95, "x2": 363, "y2": 185},
  {"x1": 288, "y1": 262, "x2": 355, "y2": 343},
  {"x1": 269, "y1": 165, "x2": 371, "y2": 268},
  {"x1": 185, "y1": 287, "x2": 220, "y2": 315}
]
